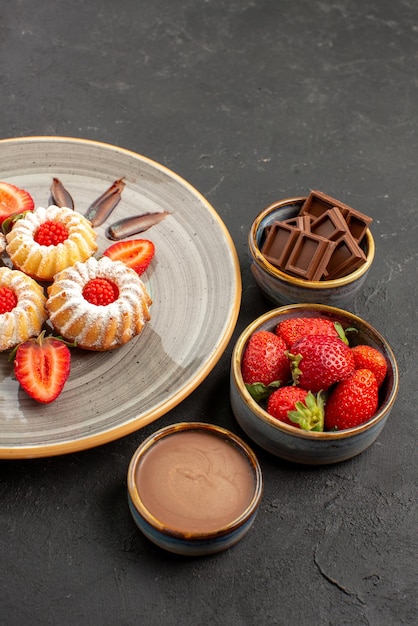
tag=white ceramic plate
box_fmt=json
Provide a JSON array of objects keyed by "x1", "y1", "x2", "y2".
[{"x1": 0, "y1": 137, "x2": 241, "y2": 458}]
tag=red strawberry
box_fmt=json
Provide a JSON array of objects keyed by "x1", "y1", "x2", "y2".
[
  {"x1": 276, "y1": 316, "x2": 343, "y2": 348},
  {"x1": 242, "y1": 330, "x2": 290, "y2": 401},
  {"x1": 267, "y1": 387, "x2": 324, "y2": 431},
  {"x1": 351, "y1": 345, "x2": 387, "y2": 388},
  {"x1": 82, "y1": 278, "x2": 119, "y2": 305},
  {"x1": 103, "y1": 239, "x2": 155, "y2": 276},
  {"x1": 0, "y1": 286, "x2": 18, "y2": 313},
  {"x1": 288, "y1": 334, "x2": 355, "y2": 392},
  {"x1": 13, "y1": 332, "x2": 71, "y2": 403},
  {"x1": 324, "y1": 369, "x2": 379, "y2": 430},
  {"x1": 34, "y1": 221, "x2": 69, "y2": 246},
  {"x1": 0, "y1": 182, "x2": 34, "y2": 225}
]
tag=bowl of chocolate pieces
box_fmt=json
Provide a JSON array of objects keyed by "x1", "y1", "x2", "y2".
[{"x1": 248, "y1": 190, "x2": 375, "y2": 306}]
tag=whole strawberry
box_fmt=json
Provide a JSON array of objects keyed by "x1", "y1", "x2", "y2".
[
  {"x1": 241, "y1": 330, "x2": 290, "y2": 401},
  {"x1": 324, "y1": 368, "x2": 379, "y2": 430},
  {"x1": 267, "y1": 387, "x2": 324, "y2": 431},
  {"x1": 275, "y1": 316, "x2": 342, "y2": 348},
  {"x1": 351, "y1": 345, "x2": 387, "y2": 388},
  {"x1": 289, "y1": 334, "x2": 355, "y2": 392}
]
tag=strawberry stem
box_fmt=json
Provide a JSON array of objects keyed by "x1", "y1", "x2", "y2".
[
  {"x1": 287, "y1": 391, "x2": 325, "y2": 432},
  {"x1": 8, "y1": 332, "x2": 77, "y2": 361},
  {"x1": 286, "y1": 351, "x2": 303, "y2": 385}
]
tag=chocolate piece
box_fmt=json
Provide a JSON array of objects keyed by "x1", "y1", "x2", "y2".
[
  {"x1": 324, "y1": 232, "x2": 367, "y2": 280},
  {"x1": 282, "y1": 215, "x2": 312, "y2": 231},
  {"x1": 300, "y1": 190, "x2": 372, "y2": 243},
  {"x1": 284, "y1": 232, "x2": 336, "y2": 281},
  {"x1": 261, "y1": 222, "x2": 299, "y2": 268},
  {"x1": 345, "y1": 212, "x2": 372, "y2": 243},
  {"x1": 310, "y1": 207, "x2": 347, "y2": 241},
  {"x1": 300, "y1": 190, "x2": 351, "y2": 219}
]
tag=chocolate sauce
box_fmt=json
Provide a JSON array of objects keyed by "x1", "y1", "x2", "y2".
[{"x1": 135, "y1": 431, "x2": 256, "y2": 534}]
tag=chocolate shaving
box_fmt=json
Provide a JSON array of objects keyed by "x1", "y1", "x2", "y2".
[
  {"x1": 50, "y1": 178, "x2": 74, "y2": 209},
  {"x1": 85, "y1": 178, "x2": 126, "y2": 226},
  {"x1": 106, "y1": 211, "x2": 170, "y2": 240}
]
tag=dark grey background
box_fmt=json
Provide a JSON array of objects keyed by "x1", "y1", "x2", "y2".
[{"x1": 1, "y1": 1, "x2": 416, "y2": 625}]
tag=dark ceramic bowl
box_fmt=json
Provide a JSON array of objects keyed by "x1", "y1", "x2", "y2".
[
  {"x1": 127, "y1": 422, "x2": 263, "y2": 556},
  {"x1": 230, "y1": 304, "x2": 398, "y2": 465},
  {"x1": 248, "y1": 197, "x2": 375, "y2": 306}
]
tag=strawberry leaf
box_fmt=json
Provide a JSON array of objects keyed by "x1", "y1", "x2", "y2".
[
  {"x1": 2, "y1": 211, "x2": 31, "y2": 235},
  {"x1": 287, "y1": 390, "x2": 325, "y2": 432},
  {"x1": 245, "y1": 380, "x2": 282, "y2": 402},
  {"x1": 334, "y1": 322, "x2": 358, "y2": 345}
]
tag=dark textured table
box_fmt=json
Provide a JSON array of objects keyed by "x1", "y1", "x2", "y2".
[{"x1": 1, "y1": 1, "x2": 416, "y2": 625}]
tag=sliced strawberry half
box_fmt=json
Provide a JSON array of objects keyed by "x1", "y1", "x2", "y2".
[
  {"x1": 102, "y1": 239, "x2": 155, "y2": 275},
  {"x1": 0, "y1": 182, "x2": 35, "y2": 225},
  {"x1": 13, "y1": 332, "x2": 71, "y2": 403}
]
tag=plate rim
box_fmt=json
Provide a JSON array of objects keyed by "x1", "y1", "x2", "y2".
[{"x1": 0, "y1": 135, "x2": 242, "y2": 459}]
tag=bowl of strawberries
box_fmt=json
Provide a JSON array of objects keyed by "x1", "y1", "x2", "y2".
[{"x1": 230, "y1": 304, "x2": 399, "y2": 465}]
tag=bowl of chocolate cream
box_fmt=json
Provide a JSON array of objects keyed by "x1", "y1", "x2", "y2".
[
  {"x1": 127, "y1": 422, "x2": 263, "y2": 556},
  {"x1": 249, "y1": 192, "x2": 375, "y2": 306}
]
